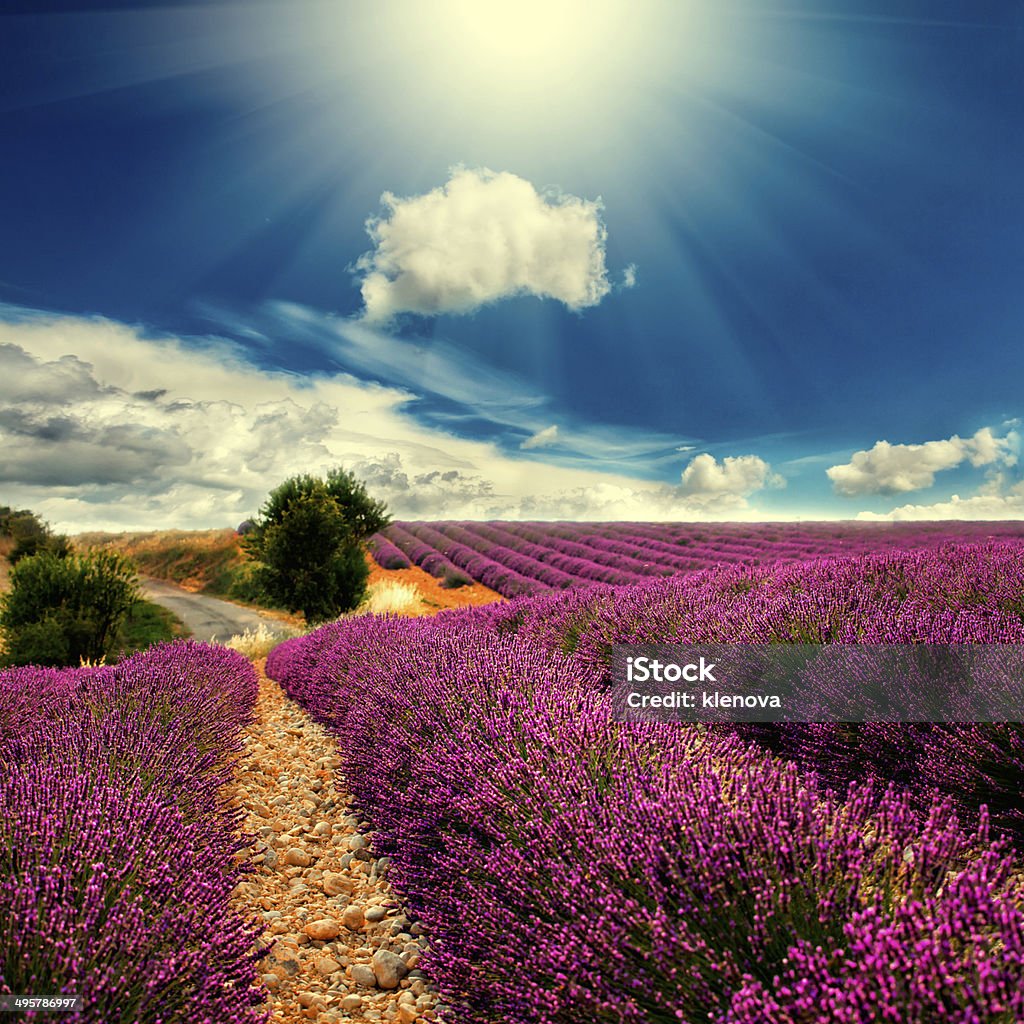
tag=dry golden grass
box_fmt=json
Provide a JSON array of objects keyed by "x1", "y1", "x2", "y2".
[
  {"x1": 225, "y1": 622, "x2": 304, "y2": 659},
  {"x1": 357, "y1": 578, "x2": 428, "y2": 617}
]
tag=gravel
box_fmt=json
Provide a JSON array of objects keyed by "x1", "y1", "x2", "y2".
[{"x1": 230, "y1": 667, "x2": 438, "y2": 1024}]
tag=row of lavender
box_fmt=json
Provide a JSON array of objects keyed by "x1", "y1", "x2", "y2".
[
  {"x1": 369, "y1": 519, "x2": 1024, "y2": 597},
  {"x1": 0, "y1": 642, "x2": 267, "y2": 1024},
  {"x1": 515, "y1": 541, "x2": 1024, "y2": 843},
  {"x1": 268, "y1": 541, "x2": 1024, "y2": 1023}
]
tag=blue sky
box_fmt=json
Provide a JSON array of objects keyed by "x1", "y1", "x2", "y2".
[{"x1": 1, "y1": 0, "x2": 1022, "y2": 530}]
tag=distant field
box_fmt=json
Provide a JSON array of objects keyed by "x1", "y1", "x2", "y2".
[{"x1": 369, "y1": 520, "x2": 1024, "y2": 597}]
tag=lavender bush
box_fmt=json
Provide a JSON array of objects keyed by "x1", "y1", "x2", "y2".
[
  {"x1": 0, "y1": 641, "x2": 267, "y2": 1024},
  {"x1": 366, "y1": 534, "x2": 412, "y2": 570}
]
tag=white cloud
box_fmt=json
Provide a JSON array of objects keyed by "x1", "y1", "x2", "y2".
[
  {"x1": 0, "y1": 308, "x2": 784, "y2": 532},
  {"x1": 521, "y1": 424, "x2": 559, "y2": 450},
  {"x1": 355, "y1": 167, "x2": 611, "y2": 321},
  {"x1": 622, "y1": 263, "x2": 638, "y2": 289},
  {"x1": 827, "y1": 428, "x2": 1018, "y2": 496},
  {"x1": 678, "y1": 453, "x2": 784, "y2": 510},
  {"x1": 856, "y1": 482, "x2": 1024, "y2": 522}
]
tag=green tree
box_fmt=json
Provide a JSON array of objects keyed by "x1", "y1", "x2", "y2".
[
  {"x1": 0, "y1": 551, "x2": 139, "y2": 666},
  {"x1": 244, "y1": 468, "x2": 390, "y2": 622}
]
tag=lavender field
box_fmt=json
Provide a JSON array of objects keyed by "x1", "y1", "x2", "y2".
[
  {"x1": 271, "y1": 538, "x2": 1024, "y2": 1023},
  {"x1": 369, "y1": 520, "x2": 1024, "y2": 596},
  {"x1": 0, "y1": 642, "x2": 267, "y2": 1024},
  {"x1": 4, "y1": 532, "x2": 1024, "y2": 1022}
]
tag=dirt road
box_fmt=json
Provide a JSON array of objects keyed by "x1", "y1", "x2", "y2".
[{"x1": 140, "y1": 578, "x2": 296, "y2": 643}]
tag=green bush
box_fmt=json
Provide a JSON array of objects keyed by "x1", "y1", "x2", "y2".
[
  {"x1": 224, "y1": 560, "x2": 274, "y2": 605},
  {"x1": 0, "y1": 506, "x2": 70, "y2": 564},
  {"x1": 243, "y1": 468, "x2": 389, "y2": 622},
  {"x1": 0, "y1": 551, "x2": 140, "y2": 666},
  {"x1": 250, "y1": 493, "x2": 371, "y2": 622},
  {"x1": 252, "y1": 468, "x2": 389, "y2": 541}
]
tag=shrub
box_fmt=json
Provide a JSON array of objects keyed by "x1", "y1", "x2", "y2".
[
  {"x1": 253, "y1": 495, "x2": 370, "y2": 621},
  {"x1": 0, "y1": 551, "x2": 139, "y2": 666},
  {"x1": 226, "y1": 559, "x2": 275, "y2": 606}
]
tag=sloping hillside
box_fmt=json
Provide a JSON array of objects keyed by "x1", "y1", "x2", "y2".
[{"x1": 74, "y1": 528, "x2": 249, "y2": 593}]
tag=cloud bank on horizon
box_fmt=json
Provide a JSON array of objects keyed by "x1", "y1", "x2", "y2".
[
  {"x1": 0, "y1": 309, "x2": 785, "y2": 533},
  {"x1": 855, "y1": 476, "x2": 1024, "y2": 522},
  {"x1": 1, "y1": 302, "x2": 1021, "y2": 532},
  {"x1": 355, "y1": 167, "x2": 616, "y2": 322}
]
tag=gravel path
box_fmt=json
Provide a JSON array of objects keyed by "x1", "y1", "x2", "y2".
[
  {"x1": 232, "y1": 666, "x2": 438, "y2": 1024},
  {"x1": 139, "y1": 578, "x2": 295, "y2": 644}
]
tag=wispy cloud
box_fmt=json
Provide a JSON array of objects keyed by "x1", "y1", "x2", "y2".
[
  {"x1": 520, "y1": 424, "x2": 559, "y2": 450},
  {"x1": 247, "y1": 300, "x2": 700, "y2": 476},
  {"x1": 258, "y1": 301, "x2": 542, "y2": 419},
  {"x1": 354, "y1": 167, "x2": 612, "y2": 322}
]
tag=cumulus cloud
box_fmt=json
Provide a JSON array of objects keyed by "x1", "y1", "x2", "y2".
[
  {"x1": 355, "y1": 167, "x2": 611, "y2": 321},
  {"x1": 347, "y1": 453, "x2": 497, "y2": 517},
  {"x1": 678, "y1": 453, "x2": 784, "y2": 509},
  {"x1": 0, "y1": 343, "x2": 107, "y2": 404},
  {"x1": 0, "y1": 347, "x2": 337, "y2": 493},
  {"x1": 827, "y1": 428, "x2": 1018, "y2": 496},
  {"x1": 520, "y1": 425, "x2": 559, "y2": 450}
]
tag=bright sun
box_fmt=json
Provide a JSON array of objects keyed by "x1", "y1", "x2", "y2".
[
  {"x1": 304, "y1": 0, "x2": 727, "y2": 155},
  {"x1": 433, "y1": 0, "x2": 630, "y2": 80}
]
